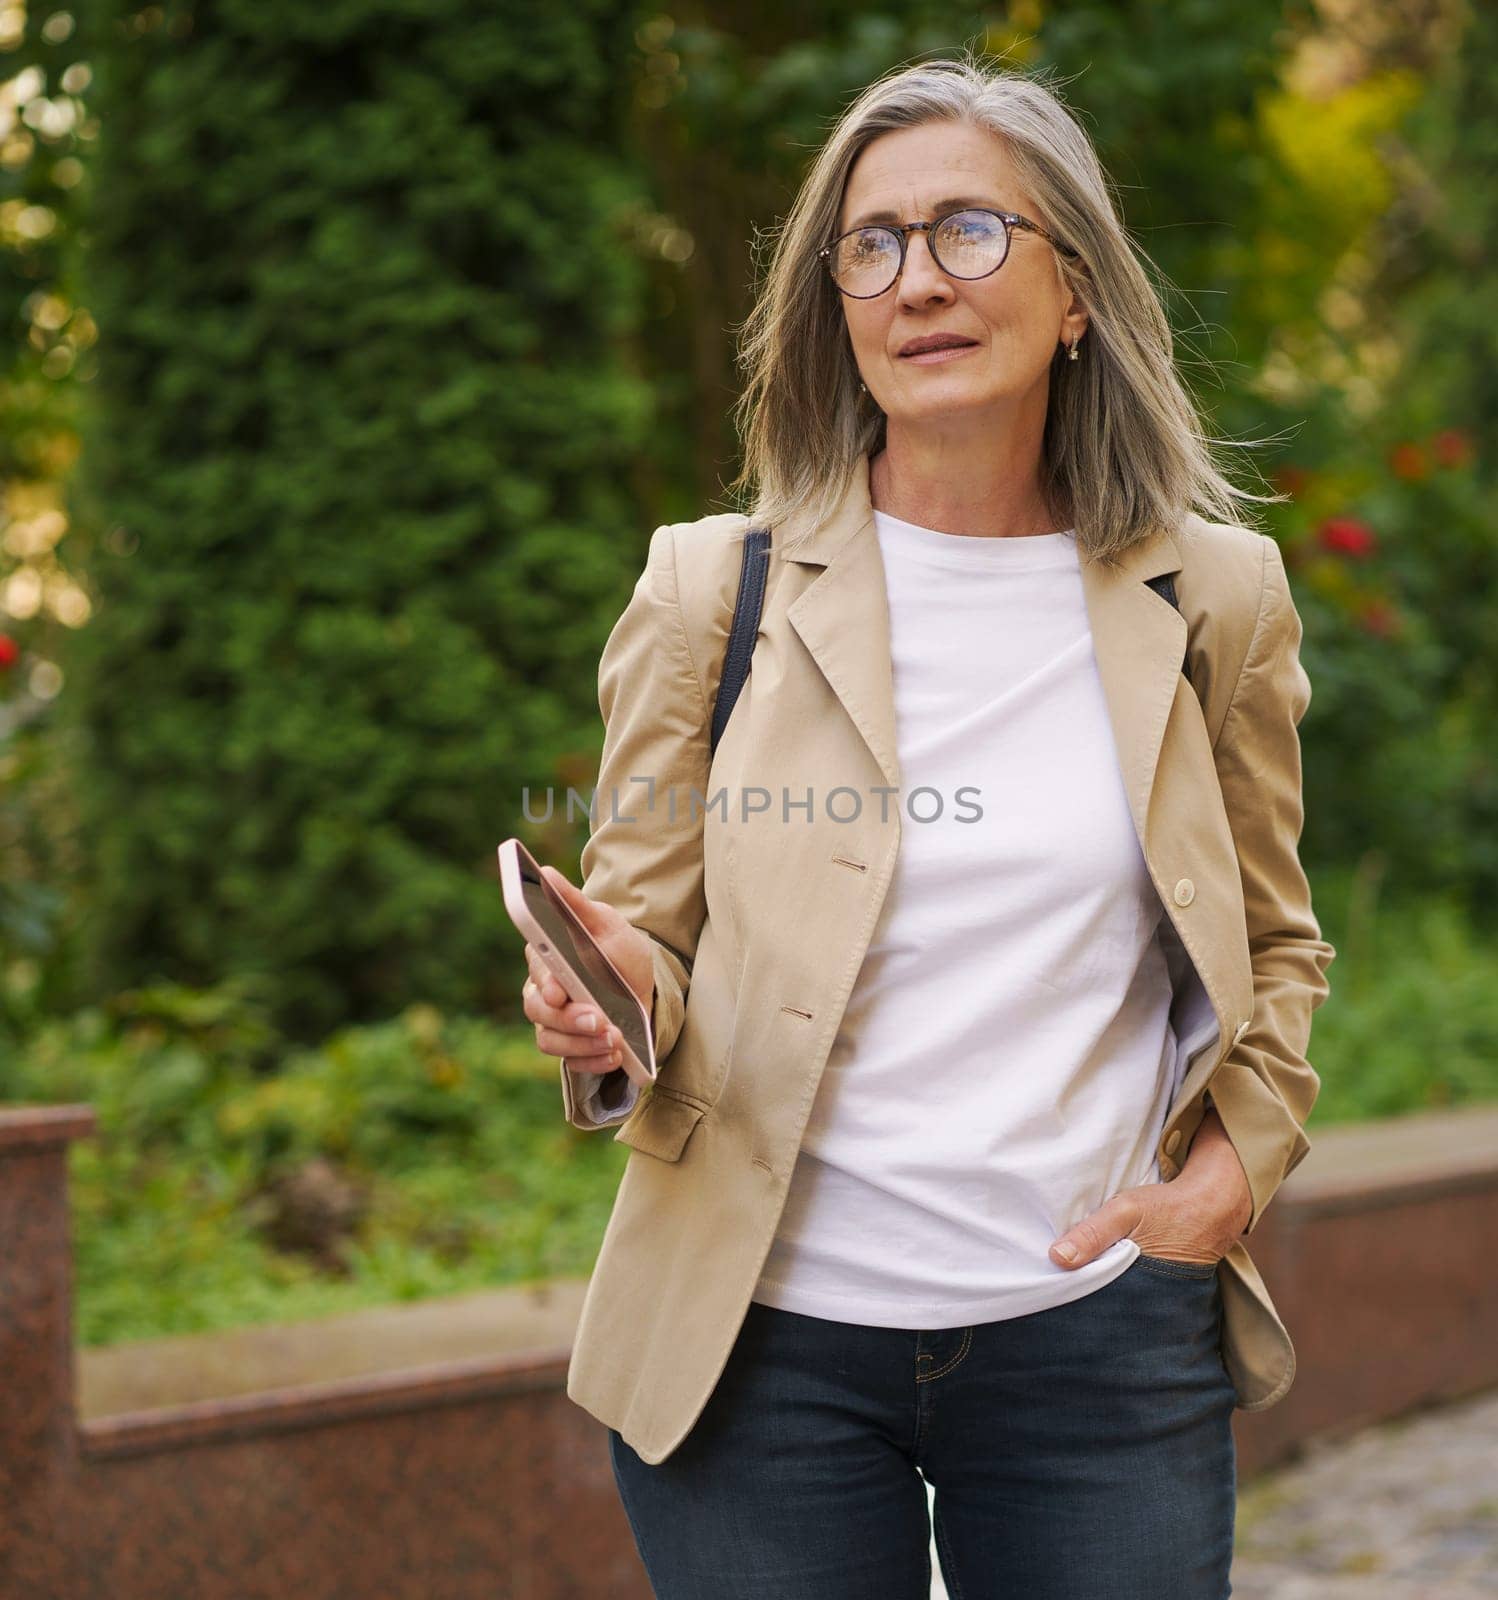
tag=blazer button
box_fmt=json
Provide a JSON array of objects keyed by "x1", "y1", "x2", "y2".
[
  {"x1": 1164, "y1": 1129, "x2": 1183, "y2": 1155},
  {"x1": 1173, "y1": 878, "x2": 1195, "y2": 907}
]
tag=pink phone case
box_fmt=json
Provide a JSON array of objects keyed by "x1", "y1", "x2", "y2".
[{"x1": 496, "y1": 839, "x2": 656, "y2": 1113}]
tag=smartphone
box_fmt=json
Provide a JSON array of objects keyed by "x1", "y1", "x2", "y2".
[{"x1": 496, "y1": 837, "x2": 656, "y2": 1090}]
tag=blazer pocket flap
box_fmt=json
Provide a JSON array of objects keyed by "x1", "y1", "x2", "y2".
[{"x1": 612, "y1": 1089, "x2": 707, "y2": 1163}]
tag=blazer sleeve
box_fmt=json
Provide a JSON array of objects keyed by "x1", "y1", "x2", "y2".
[
  {"x1": 560, "y1": 522, "x2": 713, "y2": 1130},
  {"x1": 1205, "y1": 534, "x2": 1336, "y2": 1232}
]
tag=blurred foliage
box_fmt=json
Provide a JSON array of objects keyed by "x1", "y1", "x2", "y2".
[
  {"x1": 0, "y1": 3, "x2": 92, "y2": 1015},
  {"x1": 1306, "y1": 863, "x2": 1498, "y2": 1125},
  {"x1": 1251, "y1": 0, "x2": 1498, "y2": 903},
  {"x1": 2, "y1": 981, "x2": 627, "y2": 1343}
]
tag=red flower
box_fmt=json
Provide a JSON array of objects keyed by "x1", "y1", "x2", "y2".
[
  {"x1": 1317, "y1": 517, "x2": 1377, "y2": 559},
  {"x1": 1388, "y1": 442, "x2": 1430, "y2": 482},
  {"x1": 0, "y1": 634, "x2": 19, "y2": 670},
  {"x1": 1432, "y1": 428, "x2": 1474, "y2": 469},
  {"x1": 1272, "y1": 464, "x2": 1312, "y2": 497}
]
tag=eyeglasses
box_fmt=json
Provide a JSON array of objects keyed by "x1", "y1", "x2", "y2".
[{"x1": 820, "y1": 208, "x2": 1079, "y2": 299}]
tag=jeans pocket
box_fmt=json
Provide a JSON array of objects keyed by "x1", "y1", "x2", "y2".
[{"x1": 1133, "y1": 1251, "x2": 1220, "y2": 1281}]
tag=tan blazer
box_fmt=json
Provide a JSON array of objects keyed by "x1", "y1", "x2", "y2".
[{"x1": 561, "y1": 453, "x2": 1335, "y2": 1467}]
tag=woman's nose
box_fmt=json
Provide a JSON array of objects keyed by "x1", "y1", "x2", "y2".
[{"x1": 897, "y1": 229, "x2": 954, "y2": 305}]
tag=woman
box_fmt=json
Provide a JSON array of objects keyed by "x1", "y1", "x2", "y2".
[{"x1": 521, "y1": 54, "x2": 1334, "y2": 1600}]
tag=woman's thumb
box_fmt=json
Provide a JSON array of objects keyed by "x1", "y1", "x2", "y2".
[{"x1": 541, "y1": 864, "x2": 607, "y2": 928}]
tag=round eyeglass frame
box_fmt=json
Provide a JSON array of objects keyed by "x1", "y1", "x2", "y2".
[{"x1": 819, "y1": 208, "x2": 1080, "y2": 299}]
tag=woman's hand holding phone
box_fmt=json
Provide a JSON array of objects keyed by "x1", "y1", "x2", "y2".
[{"x1": 520, "y1": 864, "x2": 655, "y2": 1076}]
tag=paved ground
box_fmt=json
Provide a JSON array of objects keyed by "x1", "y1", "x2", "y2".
[
  {"x1": 925, "y1": 1386, "x2": 1498, "y2": 1598},
  {"x1": 1230, "y1": 1388, "x2": 1498, "y2": 1598}
]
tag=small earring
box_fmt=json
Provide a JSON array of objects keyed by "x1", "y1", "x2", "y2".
[
  {"x1": 859, "y1": 381, "x2": 868, "y2": 392},
  {"x1": 1067, "y1": 336, "x2": 1081, "y2": 362}
]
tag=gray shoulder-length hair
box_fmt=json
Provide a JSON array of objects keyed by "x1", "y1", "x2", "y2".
[{"x1": 727, "y1": 51, "x2": 1286, "y2": 564}]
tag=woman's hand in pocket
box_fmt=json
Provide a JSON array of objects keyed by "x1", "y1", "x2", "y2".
[
  {"x1": 520, "y1": 865, "x2": 655, "y2": 1077},
  {"x1": 1048, "y1": 1120, "x2": 1253, "y2": 1270}
]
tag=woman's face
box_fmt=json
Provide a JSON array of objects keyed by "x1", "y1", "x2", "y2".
[{"x1": 834, "y1": 120, "x2": 1087, "y2": 433}]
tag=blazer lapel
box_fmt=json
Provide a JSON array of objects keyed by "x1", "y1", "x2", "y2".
[
  {"x1": 784, "y1": 462, "x2": 901, "y2": 790},
  {"x1": 1076, "y1": 521, "x2": 1186, "y2": 861}
]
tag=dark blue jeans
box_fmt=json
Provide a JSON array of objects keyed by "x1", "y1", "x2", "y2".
[{"x1": 610, "y1": 1253, "x2": 1238, "y2": 1598}]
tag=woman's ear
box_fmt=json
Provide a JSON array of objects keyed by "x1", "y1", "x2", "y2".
[{"x1": 1061, "y1": 282, "x2": 1090, "y2": 344}]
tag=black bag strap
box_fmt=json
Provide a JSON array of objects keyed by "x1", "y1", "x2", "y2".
[
  {"x1": 709, "y1": 537, "x2": 1190, "y2": 756},
  {"x1": 709, "y1": 526, "x2": 772, "y2": 757},
  {"x1": 1144, "y1": 570, "x2": 1193, "y2": 686}
]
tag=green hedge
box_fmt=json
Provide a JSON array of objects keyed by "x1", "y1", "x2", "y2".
[{"x1": 60, "y1": 0, "x2": 654, "y2": 1038}]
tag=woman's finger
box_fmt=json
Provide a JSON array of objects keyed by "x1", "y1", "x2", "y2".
[
  {"x1": 524, "y1": 977, "x2": 614, "y2": 1042},
  {"x1": 524, "y1": 948, "x2": 569, "y2": 1009},
  {"x1": 521, "y1": 963, "x2": 621, "y2": 1053},
  {"x1": 536, "y1": 1026, "x2": 624, "y2": 1063}
]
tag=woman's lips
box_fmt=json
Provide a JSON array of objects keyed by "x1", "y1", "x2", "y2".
[{"x1": 900, "y1": 342, "x2": 978, "y2": 364}]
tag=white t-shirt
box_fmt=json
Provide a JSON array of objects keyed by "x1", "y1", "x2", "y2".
[{"x1": 749, "y1": 508, "x2": 1185, "y2": 1326}]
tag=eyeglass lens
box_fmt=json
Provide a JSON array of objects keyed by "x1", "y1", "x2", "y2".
[{"x1": 828, "y1": 211, "x2": 1010, "y2": 297}]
